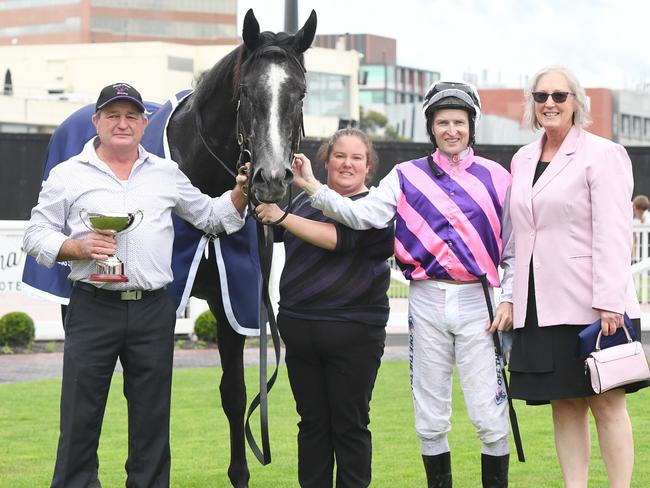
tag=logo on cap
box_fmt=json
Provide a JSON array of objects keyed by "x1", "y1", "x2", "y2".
[{"x1": 96, "y1": 82, "x2": 145, "y2": 112}]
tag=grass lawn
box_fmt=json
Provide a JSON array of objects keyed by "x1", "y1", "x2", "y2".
[{"x1": 1, "y1": 360, "x2": 649, "y2": 487}]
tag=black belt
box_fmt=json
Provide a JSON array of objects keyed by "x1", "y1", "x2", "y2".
[{"x1": 73, "y1": 281, "x2": 165, "y2": 301}]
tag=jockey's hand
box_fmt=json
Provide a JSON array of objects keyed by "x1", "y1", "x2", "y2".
[
  {"x1": 599, "y1": 309, "x2": 623, "y2": 336},
  {"x1": 292, "y1": 153, "x2": 322, "y2": 196},
  {"x1": 255, "y1": 203, "x2": 283, "y2": 224},
  {"x1": 232, "y1": 162, "x2": 250, "y2": 215},
  {"x1": 487, "y1": 301, "x2": 513, "y2": 333}
]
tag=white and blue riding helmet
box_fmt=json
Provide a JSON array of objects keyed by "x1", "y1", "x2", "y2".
[{"x1": 422, "y1": 80, "x2": 482, "y2": 146}]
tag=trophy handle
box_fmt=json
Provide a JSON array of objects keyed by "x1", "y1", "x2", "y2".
[
  {"x1": 79, "y1": 208, "x2": 96, "y2": 233},
  {"x1": 121, "y1": 210, "x2": 144, "y2": 235}
]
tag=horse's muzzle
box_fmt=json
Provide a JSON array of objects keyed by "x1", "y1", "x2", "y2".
[{"x1": 252, "y1": 167, "x2": 293, "y2": 203}]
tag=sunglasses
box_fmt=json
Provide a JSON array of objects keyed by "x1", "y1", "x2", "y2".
[{"x1": 531, "y1": 91, "x2": 573, "y2": 104}]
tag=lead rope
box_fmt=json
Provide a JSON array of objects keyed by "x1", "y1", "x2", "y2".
[
  {"x1": 196, "y1": 96, "x2": 299, "y2": 465},
  {"x1": 241, "y1": 109, "x2": 304, "y2": 463},
  {"x1": 479, "y1": 275, "x2": 526, "y2": 462},
  {"x1": 243, "y1": 222, "x2": 281, "y2": 464}
]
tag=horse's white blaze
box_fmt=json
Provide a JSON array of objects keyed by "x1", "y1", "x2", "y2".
[{"x1": 265, "y1": 64, "x2": 289, "y2": 166}]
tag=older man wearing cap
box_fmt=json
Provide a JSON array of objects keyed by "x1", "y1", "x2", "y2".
[
  {"x1": 289, "y1": 81, "x2": 514, "y2": 487},
  {"x1": 23, "y1": 82, "x2": 249, "y2": 488}
]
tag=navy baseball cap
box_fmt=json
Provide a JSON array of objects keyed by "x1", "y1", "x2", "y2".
[{"x1": 95, "y1": 82, "x2": 145, "y2": 112}]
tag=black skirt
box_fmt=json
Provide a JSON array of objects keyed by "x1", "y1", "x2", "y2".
[{"x1": 508, "y1": 268, "x2": 649, "y2": 405}]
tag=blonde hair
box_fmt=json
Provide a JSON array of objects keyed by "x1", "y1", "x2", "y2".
[{"x1": 523, "y1": 65, "x2": 592, "y2": 131}]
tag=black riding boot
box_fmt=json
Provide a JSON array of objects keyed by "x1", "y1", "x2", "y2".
[
  {"x1": 422, "y1": 452, "x2": 452, "y2": 488},
  {"x1": 481, "y1": 453, "x2": 509, "y2": 488}
]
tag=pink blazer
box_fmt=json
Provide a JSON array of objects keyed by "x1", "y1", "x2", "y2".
[{"x1": 510, "y1": 126, "x2": 640, "y2": 329}]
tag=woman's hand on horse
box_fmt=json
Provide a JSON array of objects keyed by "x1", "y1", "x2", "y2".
[
  {"x1": 255, "y1": 203, "x2": 283, "y2": 224},
  {"x1": 292, "y1": 153, "x2": 322, "y2": 196}
]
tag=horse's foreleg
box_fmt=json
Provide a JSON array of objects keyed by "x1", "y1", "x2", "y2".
[{"x1": 208, "y1": 298, "x2": 250, "y2": 488}]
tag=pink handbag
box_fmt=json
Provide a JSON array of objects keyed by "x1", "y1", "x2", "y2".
[{"x1": 585, "y1": 327, "x2": 650, "y2": 394}]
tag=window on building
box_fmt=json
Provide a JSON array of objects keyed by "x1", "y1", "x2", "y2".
[
  {"x1": 633, "y1": 116, "x2": 642, "y2": 137},
  {"x1": 386, "y1": 66, "x2": 395, "y2": 90},
  {"x1": 358, "y1": 90, "x2": 390, "y2": 105},
  {"x1": 0, "y1": 0, "x2": 75, "y2": 9},
  {"x1": 360, "y1": 64, "x2": 396, "y2": 91},
  {"x1": 304, "y1": 72, "x2": 350, "y2": 118},
  {"x1": 360, "y1": 65, "x2": 385, "y2": 87},
  {"x1": 621, "y1": 114, "x2": 630, "y2": 135},
  {"x1": 90, "y1": 0, "x2": 235, "y2": 13},
  {"x1": 90, "y1": 17, "x2": 236, "y2": 40},
  {"x1": 0, "y1": 17, "x2": 80, "y2": 37},
  {"x1": 167, "y1": 56, "x2": 194, "y2": 72},
  {"x1": 644, "y1": 118, "x2": 650, "y2": 139}
]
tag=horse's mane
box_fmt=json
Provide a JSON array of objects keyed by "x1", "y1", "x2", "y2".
[{"x1": 192, "y1": 31, "x2": 306, "y2": 109}]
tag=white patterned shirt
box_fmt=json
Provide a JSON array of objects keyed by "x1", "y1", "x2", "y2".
[{"x1": 23, "y1": 137, "x2": 245, "y2": 290}]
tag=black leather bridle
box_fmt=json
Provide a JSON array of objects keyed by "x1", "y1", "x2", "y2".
[{"x1": 235, "y1": 45, "x2": 306, "y2": 226}]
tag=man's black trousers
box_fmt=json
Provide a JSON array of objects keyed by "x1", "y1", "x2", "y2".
[{"x1": 51, "y1": 285, "x2": 176, "y2": 488}]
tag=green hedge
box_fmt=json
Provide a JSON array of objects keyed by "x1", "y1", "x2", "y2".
[
  {"x1": 193, "y1": 310, "x2": 217, "y2": 343},
  {"x1": 0, "y1": 312, "x2": 35, "y2": 347}
]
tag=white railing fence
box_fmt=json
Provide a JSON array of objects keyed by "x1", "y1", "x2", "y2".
[
  {"x1": 633, "y1": 223, "x2": 650, "y2": 304},
  {"x1": 387, "y1": 256, "x2": 409, "y2": 299}
]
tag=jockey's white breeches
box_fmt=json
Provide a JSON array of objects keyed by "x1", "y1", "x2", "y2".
[{"x1": 408, "y1": 279, "x2": 509, "y2": 456}]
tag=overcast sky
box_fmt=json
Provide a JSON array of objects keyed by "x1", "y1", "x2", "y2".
[{"x1": 237, "y1": 0, "x2": 650, "y2": 90}]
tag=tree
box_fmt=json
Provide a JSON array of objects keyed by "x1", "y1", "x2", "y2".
[{"x1": 358, "y1": 107, "x2": 408, "y2": 141}]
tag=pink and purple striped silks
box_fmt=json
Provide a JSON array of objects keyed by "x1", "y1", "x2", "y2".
[{"x1": 394, "y1": 148, "x2": 511, "y2": 286}]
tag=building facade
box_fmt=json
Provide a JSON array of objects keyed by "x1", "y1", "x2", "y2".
[
  {"x1": 479, "y1": 87, "x2": 650, "y2": 146},
  {"x1": 0, "y1": 0, "x2": 237, "y2": 46},
  {"x1": 314, "y1": 33, "x2": 440, "y2": 119},
  {"x1": 0, "y1": 42, "x2": 359, "y2": 137}
]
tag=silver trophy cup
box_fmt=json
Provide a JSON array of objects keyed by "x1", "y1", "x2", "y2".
[{"x1": 79, "y1": 209, "x2": 143, "y2": 283}]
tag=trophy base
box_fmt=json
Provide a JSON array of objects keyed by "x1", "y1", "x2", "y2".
[{"x1": 89, "y1": 273, "x2": 129, "y2": 283}]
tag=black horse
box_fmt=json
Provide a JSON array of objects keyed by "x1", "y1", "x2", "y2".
[
  {"x1": 167, "y1": 10, "x2": 316, "y2": 487},
  {"x1": 22, "y1": 8, "x2": 317, "y2": 488},
  {"x1": 165, "y1": 9, "x2": 317, "y2": 487}
]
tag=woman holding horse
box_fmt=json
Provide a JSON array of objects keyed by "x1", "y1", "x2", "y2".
[{"x1": 256, "y1": 128, "x2": 393, "y2": 488}]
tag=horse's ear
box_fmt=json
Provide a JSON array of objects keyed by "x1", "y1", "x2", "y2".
[
  {"x1": 242, "y1": 8, "x2": 261, "y2": 51},
  {"x1": 293, "y1": 10, "x2": 317, "y2": 54}
]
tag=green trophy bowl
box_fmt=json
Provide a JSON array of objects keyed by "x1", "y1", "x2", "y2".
[{"x1": 79, "y1": 209, "x2": 143, "y2": 283}]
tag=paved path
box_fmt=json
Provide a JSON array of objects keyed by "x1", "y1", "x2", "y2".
[
  {"x1": 0, "y1": 335, "x2": 410, "y2": 385},
  {"x1": 3, "y1": 330, "x2": 648, "y2": 385}
]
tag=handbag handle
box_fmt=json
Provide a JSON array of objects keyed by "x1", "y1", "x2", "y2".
[{"x1": 595, "y1": 325, "x2": 633, "y2": 351}]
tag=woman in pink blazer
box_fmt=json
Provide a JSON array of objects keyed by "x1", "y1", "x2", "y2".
[{"x1": 508, "y1": 65, "x2": 648, "y2": 488}]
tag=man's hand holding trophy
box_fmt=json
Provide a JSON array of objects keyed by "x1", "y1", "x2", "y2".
[{"x1": 79, "y1": 209, "x2": 143, "y2": 282}]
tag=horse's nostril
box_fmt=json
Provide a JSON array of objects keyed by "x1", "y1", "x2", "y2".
[
  {"x1": 252, "y1": 169, "x2": 266, "y2": 184},
  {"x1": 253, "y1": 168, "x2": 292, "y2": 184}
]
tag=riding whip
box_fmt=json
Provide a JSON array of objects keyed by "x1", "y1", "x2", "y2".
[{"x1": 479, "y1": 274, "x2": 525, "y2": 462}]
